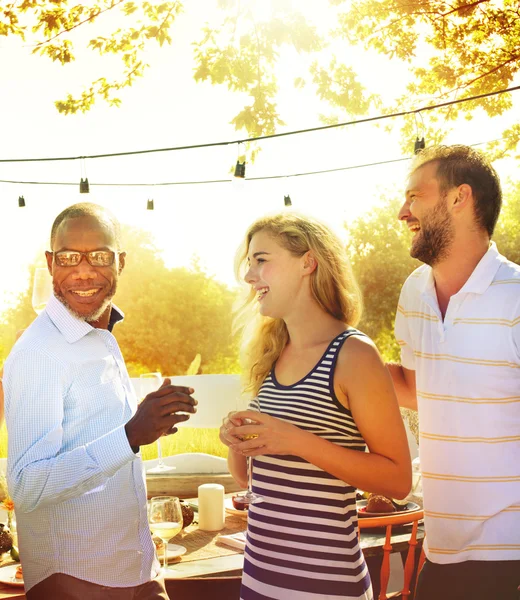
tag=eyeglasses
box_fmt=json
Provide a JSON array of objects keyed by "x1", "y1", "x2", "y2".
[{"x1": 51, "y1": 250, "x2": 117, "y2": 267}]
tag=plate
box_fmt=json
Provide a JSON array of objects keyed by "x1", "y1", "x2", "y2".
[
  {"x1": 225, "y1": 497, "x2": 249, "y2": 516},
  {"x1": 357, "y1": 500, "x2": 420, "y2": 518},
  {"x1": 0, "y1": 564, "x2": 24, "y2": 588},
  {"x1": 156, "y1": 543, "x2": 187, "y2": 561},
  {"x1": 167, "y1": 543, "x2": 187, "y2": 559}
]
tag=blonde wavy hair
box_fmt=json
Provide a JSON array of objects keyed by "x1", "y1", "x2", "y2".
[{"x1": 234, "y1": 212, "x2": 362, "y2": 396}]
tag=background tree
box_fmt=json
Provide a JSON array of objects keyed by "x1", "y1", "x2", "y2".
[
  {"x1": 0, "y1": 0, "x2": 183, "y2": 114},
  {"x1": 0, "y1": 225, "x2": 240, "y2": 375},
  {"x1": 346, "y1": 196, "x2": 419, "y2": 362},
  {"x1": 493, "y1": 180, "x2": 520, "y2": 264},
  {"x1": 345, "y1": 180, "x2": 520, "y2": 362},
  {"x1": 4, "y1": 0, "x2": 519, "y2": 155},
  {"x1": 330, "y1": 0, "x2": 520, "y2": 156}
]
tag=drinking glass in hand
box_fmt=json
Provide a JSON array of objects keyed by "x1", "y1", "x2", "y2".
[
  {"x1": 148, "y1": 496, "x2": 183, "y2": 573},
  {"x1": 140, "y1": 373, "x2": 176, "y2": 474},
  {"x1": 235, "y1": 397, "x2": 264, "y2": 506},
  {"x1": 32, "y1": 267, "x2": 53, "y2": 314}
]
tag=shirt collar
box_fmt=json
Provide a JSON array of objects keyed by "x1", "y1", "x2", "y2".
[
  {"x1": 456, "y1": 241, "x2": 503, "y2": 295},
  {"x1": 419, "y1": 241, "x2": 503, "y2": 299},
  {"x1": 46, "y1": 294, "x2": 124, "y2": 343}
]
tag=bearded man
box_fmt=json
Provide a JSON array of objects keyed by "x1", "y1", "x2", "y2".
[
  {"x1": 388, "y1": 146, "x2": 520, "y2": 600},
  {"x1": 4, "y1": 203, "x2": 197, "y2": 599}
]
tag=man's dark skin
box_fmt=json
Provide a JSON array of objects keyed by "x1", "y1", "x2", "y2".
[{"x1": 46, "y1": 213, "x2": 197, "y2": 450}]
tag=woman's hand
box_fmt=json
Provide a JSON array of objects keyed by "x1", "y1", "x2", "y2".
[
  {"x1": 219, "y1": 411, "x2": 245, "y2": 448},
  {"x1": 228, "y1": 410, "x2": 304, "y2": 456}
]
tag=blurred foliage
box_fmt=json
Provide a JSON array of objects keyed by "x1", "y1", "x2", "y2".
[
  {"x1": 4, "y1": 0, "x2": 519, "y2": 157},
  {"x1": 0, "y1": 225, "x2": 241, "y2": 376},
  {"x1": 333, "y1": 0, "x2": 520, "y2": 157},
  {"x1": 345, "y1": 181, "x2": 520, "y2": 362},
  {"x1": 346, "y1": 196, "x2": 420, "y2": 362},
  {"x1": 493, "y1": 180, "x2": 520, "y2": 265},
  {"x1": 0, "y1": 0, "x2": 183, "y2": 114},
  {"x1": 1, "y1": 183, "x2": 519, "y2": 375}
]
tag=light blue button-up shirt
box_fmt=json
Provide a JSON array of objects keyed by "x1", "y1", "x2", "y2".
[{"x1": 4, "y1": 295, "x2": 159, "y2": 592}]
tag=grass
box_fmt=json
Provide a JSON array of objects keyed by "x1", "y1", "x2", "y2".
[
  {"x1": 0, "y1": 425, "x2": 226, "y2": 460},
  {"x1": 141, "y1": 427, "x2": 227, "y2": 460}
]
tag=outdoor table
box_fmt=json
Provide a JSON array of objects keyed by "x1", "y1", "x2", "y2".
[{"x1": 0, "y1": 496, "x2": 424, "y2": 599}]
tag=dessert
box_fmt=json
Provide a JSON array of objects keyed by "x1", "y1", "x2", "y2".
[
  {"x1": 366, "y1": 494, "x2": 396, "y2": 514},
  {"x1": 15, "y1": 565, "x2": 23, "y2": 580},
  {"x1": 180, "y1": 501, "x2": 195, "y2": 528},
  {"x1": 0, "y1": 524, "x2": 13, "y2": 554}
]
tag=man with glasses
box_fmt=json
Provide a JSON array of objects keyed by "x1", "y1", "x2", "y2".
[{"x1": 3, "y1": 203, "x2": 197, "y2": 599}]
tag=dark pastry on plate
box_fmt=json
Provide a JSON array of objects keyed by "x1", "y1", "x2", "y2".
[
  {"x1": 180, "y1": 501, "x2": 195, "y2": 528},
  {"x1": 366, "y1": 494, "x2": 396, "y2": 514},
  {"x1": 0, "y1": 524, "x2": 13, "y2": 554}
]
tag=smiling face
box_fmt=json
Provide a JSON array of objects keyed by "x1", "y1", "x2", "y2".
[
  {"x1": 244, "y1": 229, "x2": 308, "y2": 319},
  {"x1": 399, "y1": 161, "x2": 455, "y2": 266},
  {"x1": 45, "y1": 215, "x2": 125, "y2": 326}
]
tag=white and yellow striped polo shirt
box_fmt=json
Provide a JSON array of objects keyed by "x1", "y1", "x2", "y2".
[{"x1": 395, "y1": 242, "x2": 520, "y2": 564}]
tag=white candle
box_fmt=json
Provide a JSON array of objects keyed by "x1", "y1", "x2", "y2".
[{"x1": 198, "y1": 483, "x2": 225, "y2": 531}]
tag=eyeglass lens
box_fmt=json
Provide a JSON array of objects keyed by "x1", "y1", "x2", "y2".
[{"x1": 55, "y1": 251, "x2": 115, "y2": 267}]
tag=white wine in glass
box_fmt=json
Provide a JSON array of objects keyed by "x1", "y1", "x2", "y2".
[
  {"x1": 32, "y1": 267, "x2": 53, "y2": 314},
  {"x1": 148, "y1": 496, "x2": 183, "y2": 573},
  {"x1": 234, "y1": 397, "x2": 264, "y2": 506},
  {"x1": 140, "y1": 373, "x2": 176, "y2": 474}
]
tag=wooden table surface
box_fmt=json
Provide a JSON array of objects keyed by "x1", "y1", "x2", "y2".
[{"x1": 0, "y1": 497, "x2": 424, "y2": 598}]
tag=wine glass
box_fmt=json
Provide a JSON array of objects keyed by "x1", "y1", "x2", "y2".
[
  {"x1": 235, "y1": 397, "x2": 264, "y2": 506},
  {"x1": 32, "y1": 267, "x2": 53, "y2": 314},
  {"x1": 140, "y1": 373, "x2": 176, "y2": 474},
  {"x1": 148, "y1": 496, "x2": 183, "y2": 573}
]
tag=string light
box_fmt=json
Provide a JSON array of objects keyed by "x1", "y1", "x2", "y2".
[
  {"x1": 414, "y1": 137, "x2": 426, "y2": 154},
  {"x1": 147, "y1": 199, "x2": 154, "y2": 210},
  {"x1": 234, "y1": 160, "x2": 246, "y2": 179},
  {"x1": 284, "y1": 195, "x2": 292, "y2": 207},
  {"x1": 0, "y1": 85, "x2": 518, "y2": 165},
  {"x1": 79, "y1": 178, "x2": 90, "y2": 193},
  {"x1": 0, "y1": 137, "x2": 506, "y2": 191},
  {"x1": 18, "y1": 195, "x2": 25, "y2": 207}
]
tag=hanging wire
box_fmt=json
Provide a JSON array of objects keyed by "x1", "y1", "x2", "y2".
[
  {"x1": 0, "y1": 86, "x2": 518, "y2": 164},
  {"x1": 0, "y1": 136, "x2": 504, "y2": 188}
]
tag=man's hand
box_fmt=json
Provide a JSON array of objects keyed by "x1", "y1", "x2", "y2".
[{"x1": 125, "y1": 378, "x2": 197, "y2": 448}]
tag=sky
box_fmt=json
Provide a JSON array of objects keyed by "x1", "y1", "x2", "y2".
[{"x1": 1, "y1": 0, "x2": 519, "y2": 313}]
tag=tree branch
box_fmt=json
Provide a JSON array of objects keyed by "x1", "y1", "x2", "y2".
[
  {"x1": 440, "y1": 0, "x2": 491, "y2": 18},
  {"x1": 31, "y1": 0, "x2": 126, "y2": 49}
]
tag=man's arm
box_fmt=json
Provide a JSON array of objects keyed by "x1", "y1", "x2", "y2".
[
  {"x1": 4, "y1": 349, "x2": 138, "y2": 513},
  {"x1": 387, "y1": 363, "x2": 417, "y2": 411}
]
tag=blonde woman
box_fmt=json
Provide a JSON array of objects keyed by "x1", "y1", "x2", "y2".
[{"x1": 220, "y1": 213, "x2": 411, "y2": 600}]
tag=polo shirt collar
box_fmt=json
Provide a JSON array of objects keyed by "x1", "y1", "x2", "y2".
[
  {"x1": 46, "y1": 294, "x2": 124, "y2": 343},
  {"x1": 420, "y1": 242, "x2": 503, "y2": 301},
  {"x1": 457, "y1": 241, "x2": 503, "y2": 295}
]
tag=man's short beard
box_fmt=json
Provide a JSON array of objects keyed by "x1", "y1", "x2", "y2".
[
  {"x1": 54, "y1": 282, "x2": 117, "y2": 323},
  {"x1": 411, "y1": 198, "x2": 455, "y2": 267}
]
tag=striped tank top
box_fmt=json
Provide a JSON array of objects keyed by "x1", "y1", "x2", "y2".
[{"x1": 241, "y1": 329, "x2": 373, "y2": 600}]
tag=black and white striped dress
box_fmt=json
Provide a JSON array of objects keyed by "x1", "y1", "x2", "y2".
[{"x1": 241, "y1": 329, "x2": 373, "y2": 600}]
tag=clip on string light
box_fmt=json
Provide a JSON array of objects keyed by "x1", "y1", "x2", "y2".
[
  {"x1": 147, "y1": 199, "x2": 155, "y2": 210},
  {"x1": 0, "y1": 85, "x2": 519, "y2": 166},
  {"x1": 18, "y1": 195, "x2": 25, "y2": 207},
  {"x1": 234, "y1": 160, "x2": 246, "y2": 179},
  {"x1": 284, "y1": 195, "x2": 292, "y2": 207},
  {"x1": 414, "y1": 137, "x2": 426, "y2": 154},
  {"x1": 79, "y1": 178, "x2": 90, "y2": 193}
]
